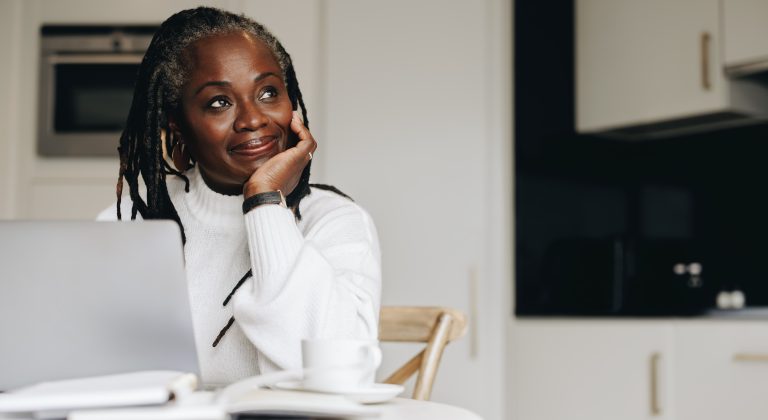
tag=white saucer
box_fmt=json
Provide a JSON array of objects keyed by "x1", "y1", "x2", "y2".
[{"x1": 273, "y1": 381, "x2": 404, "y2": 404}]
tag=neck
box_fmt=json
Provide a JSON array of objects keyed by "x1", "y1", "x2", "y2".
[{"x1": 198, "y1": 166, "x2": 244, "y2": 196}]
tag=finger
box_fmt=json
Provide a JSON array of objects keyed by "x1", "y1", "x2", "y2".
[
  {"x1": 290, "y1": 111, "x2": 314, "y2": 143},
  {"x1": 290, "y1": 112, "x2": 317, "y2": 157},
  {"x1": 294, "y1": 134, "x2": 316, "y2": 162}
]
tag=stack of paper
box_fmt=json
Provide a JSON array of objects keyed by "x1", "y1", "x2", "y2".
[{"x1": 0, "y1": 371, "x2": 195, "y2": 419}]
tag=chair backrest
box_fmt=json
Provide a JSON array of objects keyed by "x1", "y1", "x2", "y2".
[{"x1": 378, "y1": 306, "x2": 467, "y2": 400}]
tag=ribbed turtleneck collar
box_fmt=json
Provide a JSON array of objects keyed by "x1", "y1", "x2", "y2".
[{"x1": 175, "y1": 166, "x2": 244, "y2": 229}]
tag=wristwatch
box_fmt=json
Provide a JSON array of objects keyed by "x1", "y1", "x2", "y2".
[{"x1": 242, "y1": 190, "x2": 287, "y2": 214}]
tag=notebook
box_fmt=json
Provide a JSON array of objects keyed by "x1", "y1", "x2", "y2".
[{"x1": 0, "y1": 220, "x2": 199, "y2": 391}]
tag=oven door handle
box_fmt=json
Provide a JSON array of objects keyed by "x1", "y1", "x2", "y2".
[{"x1": 46, "y1": 53, "x2": 144, "y2": 64}]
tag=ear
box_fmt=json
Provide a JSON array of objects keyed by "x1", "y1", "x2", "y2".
[{"x1": 167, "y1": 112, "x2": 182, "y2": 140}]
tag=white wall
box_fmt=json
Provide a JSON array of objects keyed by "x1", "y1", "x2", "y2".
[
  {"x1": 0, "y1": 1, "x2": 513, "y2": 418},
  {"x1": 0, "y1": 0, "x2": 22, "y2": 218},
  {"x1": 322, "y1": 2, "x2": 511, "y2": 419}
]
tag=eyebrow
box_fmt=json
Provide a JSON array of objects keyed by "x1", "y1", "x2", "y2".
[{"x1": 193, "y1": 72, "x2": 279, "y2": 96}]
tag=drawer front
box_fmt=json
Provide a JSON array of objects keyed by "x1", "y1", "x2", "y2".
[
  {"x1": 513, "y1": 321, "x2": 673, "y2": 420},
  {"x1": 676, "y1": 322, "x2": 768, "y2": 420}
]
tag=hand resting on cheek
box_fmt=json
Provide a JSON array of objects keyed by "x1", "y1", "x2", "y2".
[{"x1": 243, "y1": 112, "x2": 318, "y2": 198}]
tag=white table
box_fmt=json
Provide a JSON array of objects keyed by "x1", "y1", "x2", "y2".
[
  {"x1": 376, "y1": 398, "x2": 483, "y2": 420},
  {"x1": 0, "y1": 390, "x2": 482, "y2": 420}
]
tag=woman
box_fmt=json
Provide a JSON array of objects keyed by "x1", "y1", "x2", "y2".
[{"x1": 99, "y1": 7, "x2": 381, "y2": 387}]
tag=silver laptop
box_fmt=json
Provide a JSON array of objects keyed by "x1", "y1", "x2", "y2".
[{"x1": 0, "y1": 221, "x2": 199, "y2": 390}]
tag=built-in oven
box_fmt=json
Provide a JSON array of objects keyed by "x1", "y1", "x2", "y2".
[{"x1": 38, "y1": 26, "x2": 156, "y2": 157}]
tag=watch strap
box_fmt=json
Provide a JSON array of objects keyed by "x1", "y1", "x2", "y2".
[{"x1": 242, "y1": 190, "x2": 286, "y2": 214}]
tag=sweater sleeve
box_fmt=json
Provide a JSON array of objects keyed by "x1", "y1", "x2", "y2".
[{"x1": 231, "y1": 194, "x2": 382, "y2": 373}]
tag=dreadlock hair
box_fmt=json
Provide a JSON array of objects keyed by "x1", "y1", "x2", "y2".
[{"x1": 116, "y1": 6, "x2": 312, "y2": 242}]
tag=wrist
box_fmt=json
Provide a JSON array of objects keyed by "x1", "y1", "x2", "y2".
[{"x1": 243, "y1": 181, "x2": 276, "y2": 198}]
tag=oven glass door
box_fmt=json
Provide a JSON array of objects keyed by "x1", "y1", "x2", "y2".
[{"x1": 53, "y1": 63, "x2": 138, "y2": 132}]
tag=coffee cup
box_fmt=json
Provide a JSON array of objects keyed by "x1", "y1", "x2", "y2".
[{"x1": 301, "y1": 339, "x2": 382, "y2": 392}]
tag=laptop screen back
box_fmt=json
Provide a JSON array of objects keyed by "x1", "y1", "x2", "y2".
[{"x1": 0, "y1": 221, "x2": 199, "y2": 390}]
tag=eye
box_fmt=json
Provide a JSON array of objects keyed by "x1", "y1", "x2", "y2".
[
  {"x1": 207, "y1": 96, "x2": 232, "y2": 109},
  {"x1": 258, "y1": 87, "x2": 278, "y2": 101}
]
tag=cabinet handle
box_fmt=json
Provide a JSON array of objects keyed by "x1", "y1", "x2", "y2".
[
  {"x1": 733, "y1": 353, "x2": 768, "y2": 362},
  {"x1": 469, "y1": 265, "x2": 478, "y2": 359},
  {"x1": 700, "y1": 32, "x2": 711, "y2": 91},
  {"x1": 650, "y1": 352, "x2": 662, "y2": 416}
]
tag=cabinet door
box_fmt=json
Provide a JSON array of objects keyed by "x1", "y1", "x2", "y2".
[
  {"x1": 576, "y1": 0, "x2": 725, "y2": 131},
  {"x1": 723, "y1": 0, "x2": 768, "y2": 72},
  {"x1": 513, "y1": 321, "x2": 674, "y2": 420},
  {"x1": 676, "y1": 322, "x2": 768, "y2": 420}
]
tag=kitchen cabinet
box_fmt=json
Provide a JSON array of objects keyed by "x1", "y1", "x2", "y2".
[
  {"x1": 576, "y1": 0, "x2": 723, "y2": 133},
  {"x1": 513, "y1": 319, "x2": 768, "y2": 420},
  {"x1": 723, "y1": 0, "x2": 768, "y2": 75},
  {"x1": 675, "y1": 322, "x2": 768, "y2": 420},
  {"x1": 576, "y1": 0, "x2": 768, "y2": 137},
  {"x1": 512, "y1": 320, "x2": 674, "y2": 420}
]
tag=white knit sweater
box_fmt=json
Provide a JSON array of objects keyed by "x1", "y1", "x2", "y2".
[{"x1": 98, "y1": 166, "x2": 381, "y2": 386}]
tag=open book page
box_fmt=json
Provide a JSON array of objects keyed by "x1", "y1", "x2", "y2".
[
  {"x1": 0, "y1": 371, "x2": 196, "y2": 414},
  {"x1": 69, "y1": 389, "x2": 379, "y2": 420}
]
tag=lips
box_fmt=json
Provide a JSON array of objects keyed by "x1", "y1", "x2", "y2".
[{"x1": 229, "y1": 136, "x2": 278, "y2": 157}]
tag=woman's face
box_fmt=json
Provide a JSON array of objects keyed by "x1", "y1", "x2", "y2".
[{"x1": 170, "y1": 31, "x2": 293, "y2": 195}]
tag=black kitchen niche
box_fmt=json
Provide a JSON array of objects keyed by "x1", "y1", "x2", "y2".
[{"x1": 515, "y1": 0, "x2": 768, "y2": 316}]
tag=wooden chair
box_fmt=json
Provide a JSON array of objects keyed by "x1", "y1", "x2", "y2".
[{"x1": 378, "y1": 306, "x2": 467, "y2": 400}]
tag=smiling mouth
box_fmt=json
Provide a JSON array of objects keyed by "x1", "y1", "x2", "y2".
[{"x1": 229, "y1": 136, "x2": 278, "y2": 156}]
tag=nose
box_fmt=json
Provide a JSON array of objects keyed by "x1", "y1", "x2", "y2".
[{"x1": 233, "y1": 101, "x2": 268, "y2": 132}]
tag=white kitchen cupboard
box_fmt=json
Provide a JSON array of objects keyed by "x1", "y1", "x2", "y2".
[
  {"x1": 576, "y1": 0, "x2": 768, "y2": 136},
  {"x1": 675, "y1": 321, "x2": 768, "y2": 420},
  {"x1": 722, "y1": 0, "x2": 768, "y2": 75},
  {"x1": 513, "y1": 319, "x2": 768, "y2": 420},
  {"x1": 576, "y1": 0, "x2": 724, "y2": 132},
  {"x1": 512, "y1": 320, "x2": 675, "y2": 420}
]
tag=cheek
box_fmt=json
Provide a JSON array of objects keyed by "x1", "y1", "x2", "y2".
[
  {"x1": 269, "y1": 103, "x2": 294, "y2": 143},
  {"x1": 202, "y1": 118, "x2": 231, "y2": 139},
  {"x1": 191, "y1": 119, "x2": 230, "y2": 147},
  {"x1": 273, "y1": 101, "x2": 294, "y2": 126},
  {"x1": 276, "y1": 114, "x2": 292, "y2": 132}
]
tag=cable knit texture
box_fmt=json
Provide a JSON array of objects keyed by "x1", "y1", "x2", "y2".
[{"x1": 98, "y1": 166, "x2": 381, "y2": 387}]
